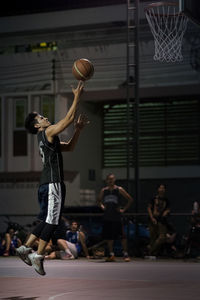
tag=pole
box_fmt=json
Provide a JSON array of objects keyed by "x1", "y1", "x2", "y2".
[
  {"x1": 134, "y1": 0, "x2": 140, "y2": 216},
  {"x1": 126, "y1": 0, "x2": 131, "y2": 192}
]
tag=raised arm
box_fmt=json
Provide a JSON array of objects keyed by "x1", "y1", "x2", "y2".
[
  {"x1": 46, "y1": 81, "x2": 84, "y2": 143},
  {"x1": 60, "y1": 114, "x2": 89, "y2": 152}
]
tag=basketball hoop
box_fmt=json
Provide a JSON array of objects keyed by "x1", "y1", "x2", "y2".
[{"x1": 145, "y1": 2, "x2": 188, "y2": 62}]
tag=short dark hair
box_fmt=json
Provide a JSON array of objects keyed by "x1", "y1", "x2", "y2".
[
  {"x1": 6, "y1": 222, "x2": 19, "y2": 233},
  {"x1": 25, "y1": 112, "x2": 38, "y2": 134},
  {"x1": 70, "y1": 220, "x2": 78, "y2": 226},
  {"x1": 106, "y1": 173, "x2": 115, "y2": 180},
  {"x1": 157, "y1": 183, "x2": 166, "y2": 190}
]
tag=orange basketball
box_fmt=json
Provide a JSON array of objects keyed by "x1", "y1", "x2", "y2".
[{"x1": 72, "y1": 58, "x2": 94, "y2": 81}]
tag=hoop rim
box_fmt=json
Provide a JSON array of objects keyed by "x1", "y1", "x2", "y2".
[
  {"x1": 145, "y1": 2, "x2": 184, "y2": 17},
  {"x1": 145, "y1": 2, "x2": 178, "y2": 10}
]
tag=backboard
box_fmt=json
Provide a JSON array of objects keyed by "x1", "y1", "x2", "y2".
[{"x1": 179, "y1": 0, "x2": 200, "y2": 26}]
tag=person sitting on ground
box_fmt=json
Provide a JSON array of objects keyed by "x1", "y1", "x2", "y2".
[
  {"x1": 184, "y1": 202, "x2": 200, "y2": 258},
  {"x1": 0, "y1": 233, "x2": 5, "y2": 256},
  {"x1": 46, "y1": 220, "x2": 91, "y2": 260},
  {"x1": 3, "y1": 224, "x2": 22, "y2": 257}
]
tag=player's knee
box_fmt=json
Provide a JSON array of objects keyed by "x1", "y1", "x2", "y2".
[
  {"x1": 40, "y1": 223, "x2": 56, "y2": 242},
  {"x1": 32, "y1": 221, "x2": 46, "y2": 238}
]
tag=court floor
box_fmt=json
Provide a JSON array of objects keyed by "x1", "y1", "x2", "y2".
[{"x1": 0, "y1": 257, "x2": 199, "y2": 300}]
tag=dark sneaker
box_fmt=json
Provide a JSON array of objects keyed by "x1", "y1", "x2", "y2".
[
  {"x1": 105, "y1": 255, "x2": 116, "y2": 262},
  {"x1": 16, "y1": 245, "x2": 32, "y2": 266},
  {"x1": 123, "y1": 255, "x2": 131, "y2": 262},
  {"x1": 28, "y1": 252, "x2": 46, "y2": 276}
]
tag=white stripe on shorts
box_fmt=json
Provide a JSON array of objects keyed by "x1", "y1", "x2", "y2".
[{"x1": 46, "y1": 182, "x2": 62, "y2": 225}]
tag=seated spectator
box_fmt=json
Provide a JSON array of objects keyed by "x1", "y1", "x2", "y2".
[
  {"x1": 192, "y1": 201, "x2": 200, "y2": 219},
  {"x1": 3, "y1": 224, "x2": 22, "y2": 256},
  {"x1": 184, "y1": 201, "x2": 200, "y2": 258},
  {"x1": 46, "y1": 220, "x2": 91, "y2": 260},
  {"x1": 0, "y1": 234, "x2": 6, "y2": 256},
  {"x1": 162, "y1": 221, "x2": 177, "y2": 257}
]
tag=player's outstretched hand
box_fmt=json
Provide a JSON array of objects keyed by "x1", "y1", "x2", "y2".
[
  {"x1": 74, "y1": 114, "x2": 90, "y2": 130},
  {"x1": 71, "y1": 81, "x2": 84, "y2": 98}
]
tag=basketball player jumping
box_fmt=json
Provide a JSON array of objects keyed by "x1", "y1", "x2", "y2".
[{"x1": 16, "y1": 81, "x2": 88, "y2": 275}]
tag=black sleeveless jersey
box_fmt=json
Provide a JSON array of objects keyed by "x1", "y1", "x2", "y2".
[
  {"x1": 102, "y1": 187, "x2": 121, "y2": 221},
  {"x1": 37, "y1": 130, "x2": 64, "y2": 185}
]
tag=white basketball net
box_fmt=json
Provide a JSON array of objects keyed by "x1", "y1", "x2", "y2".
[{"x1": 145, "y1": 2, "x2": 188, "y2": 62}]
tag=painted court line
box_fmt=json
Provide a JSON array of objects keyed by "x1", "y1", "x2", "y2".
[{"x1": 48, "y1": 292, "x2": 74, "y2": 300}]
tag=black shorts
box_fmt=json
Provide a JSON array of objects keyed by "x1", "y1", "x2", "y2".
[
  {"x1": 102, "y1": 220, "x2": 123, "y2": 240},
  {"x1": 51, "y1": 218, "x2": 67, "y2": 244},
  {"x1": 37, "y1": 182, "x2": 66, "y2": 225}
]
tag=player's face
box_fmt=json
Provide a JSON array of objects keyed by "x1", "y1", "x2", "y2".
[
  {"x1": 106, "y1": 174, "x2": 116, "y2": 186},
  {"x1": 71, "y1": 222, "x2": 78, "y2": 231},
  {"x1": 8, "y1": 228, "x2": 15, "y2": 236},
  {"x1": 35, "y1": 114, "x2": 51, "y2": 128},
  {"x1": 158, "y1": 184, "x2": 165, "y2": 194}
]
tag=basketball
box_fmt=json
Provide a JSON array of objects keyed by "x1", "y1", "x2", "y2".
[{"x1": 72, "y1": 58, "x2": 94, "y2": 81}]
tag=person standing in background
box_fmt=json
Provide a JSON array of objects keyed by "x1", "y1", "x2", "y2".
[
  {"x1": 97, "y1": 173, "x2": 133, "y2": 262},
  {"x1": 147, "y1": 184, "x2": 170, "y2": 258}
]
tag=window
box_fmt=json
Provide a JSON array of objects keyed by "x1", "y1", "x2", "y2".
[
  {"x1": 0, "y1": 42, "x2": 58, "y2": 55},
  {"x1": 140, "y1": 99, "x2": 200, "y2": 166},
  {"x1": 13, "y1": 98, "x2": 27, "y2": 156},
  {"x1": 40, "y1": 95, "x2": 55, "y2": 124},
  {"x1": 103, "y1": 103, "x2": 134, "y2": 167},
  {"x1": 103, "y1": 98, "x2": 200, "y2": 167}
]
